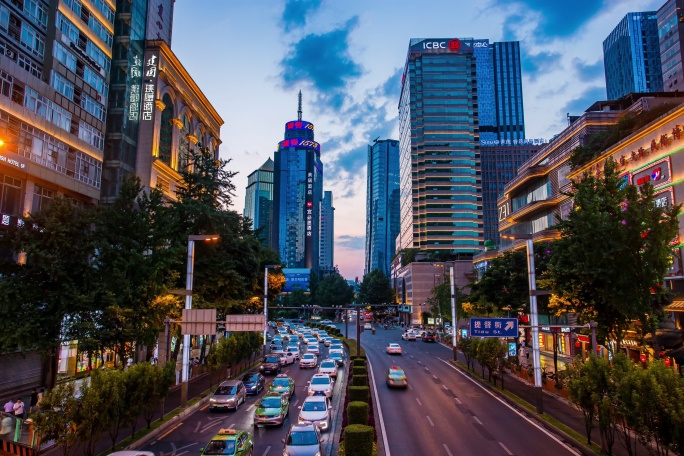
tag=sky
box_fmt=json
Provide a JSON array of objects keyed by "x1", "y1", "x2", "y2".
[{"x1": 170, "y1": 0, "x2": 664, "y2": 280}]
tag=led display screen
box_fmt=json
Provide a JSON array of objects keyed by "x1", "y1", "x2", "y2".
[{"x1": 283, "y1": 268, "x2": 311, "y2": 293}]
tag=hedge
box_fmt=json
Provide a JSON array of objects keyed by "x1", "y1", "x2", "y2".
[
  {"x1": 352, "y1": 358, "x2": 367, "y2": 367},
  {"x1": 344, "y1": 424, "x2": 374, "y2": 456},
  {"x1": 352, "y1": 366, "x2": 367, "y2": 376},
  {"x1": 343, "y1": 339, "x2": 366, "y2": 358},
  {"x1": 347, "y1": 401, "x2": 369, "y2": 425},
  {"x1": 352, "y1": 375, "x2": 368, "y2": 387},
  {"x1": 349, "y1": 386, "x2": 369, "y2": 403}
]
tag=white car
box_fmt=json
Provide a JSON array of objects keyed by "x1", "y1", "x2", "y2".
[
  {"x1": 364, "y1": 323, "x2": 372, "y2": 330},
  {"x1": 401, "y1": 331, "x2": 417, "y2": 341},
  {"x1": 279, "y1": 351, "x2": 296, "y2": 365},
  {"x1": 318, "y1": 359, "x2": 339, "y2": 378},
  {"x1": 287, "y1": 347, "x2": 300, "y2": 360},
  {"x1": 308, "y1": 374, "x2": 334, "y2": 397},
  {"x1": 307, "y1": 344, "x2": 320, "y2": 356},
  {"x1": 320, "y1": 319, "x2": 333, "y2": 324},
  {"x1": 323, "y1": 337, "x2": 333, "y2": 347},
  {"x1": 386, "y1": 343, "x2": 402, "y2": 355},
  {"x1": 300, "y1": 353, "x2": 318, "y2": 369},
  {"x1": 298, "y1": 396, "x2": 332, "y2": 432}
]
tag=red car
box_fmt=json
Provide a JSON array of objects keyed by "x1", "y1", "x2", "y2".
[{"x1": 422, "y1": 332, "x2": 437, "y2": 342}]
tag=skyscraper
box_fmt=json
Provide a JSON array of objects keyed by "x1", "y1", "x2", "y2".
[
  {"x1": 244, "y1": 158, "x2": 274, "y2": 246},
  {"x1": 272, "y1": 93, "x2": 323, "y2": 271},
  {"x1": 365, "y1": 139, "x2": 400, "y2": 275},
  {"x1": 319, "y1": 190, "x2": 334, "y2": 272},
  {"x1": 603, "y1": 12, "x2": 663, "y2": 100},
  {"x1": 658, "y1": 0, "x2": 684, "y2": 92}
]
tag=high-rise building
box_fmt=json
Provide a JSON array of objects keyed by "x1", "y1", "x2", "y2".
[
  {"x1": 365, "y1": 139, "x2": 400, "y2": 275},
  {"x1": 244, "y1": 158, "x2": 274, "y2": 246},
  {"x1": 272, "y1": 93, "x2": 323, "y2": 272},
  {"x1": 398, "y1": 38, "x2": 485, "y2": 257},
  {"x1": 658, "y1": 0, "x2": 684, "y2": 92},
  {"x1": 319, "y1": 190, "x2": 334, "y2": 272},
  {"x1": 603, "y1": 12, "x2": 663, "y2": 100}
]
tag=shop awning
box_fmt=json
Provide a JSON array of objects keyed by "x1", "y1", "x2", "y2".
[{"x1": 664, "y1": 301, "x2": 684, "y2": 312}]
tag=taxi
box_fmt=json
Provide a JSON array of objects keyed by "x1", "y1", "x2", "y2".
[
  {"x1": 386, "y1": 343, "x2": 402, "y2": 355},
  {"x1": 253, "y1": 392, "x2": 289, "y2": 427},
  {"x1": 386, "y1": 366, "x2": 408, "y2": 388},
  {"x1": 200, "y1": 428, "x2": 253, "y2": 455},
  {"x1": 268, "y1": 374, "x2": 296, "y2": 399}
]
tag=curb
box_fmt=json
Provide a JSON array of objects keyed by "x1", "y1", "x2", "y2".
[{"x1": 325, "y1": 358, "x2": 348, "y2": 456}]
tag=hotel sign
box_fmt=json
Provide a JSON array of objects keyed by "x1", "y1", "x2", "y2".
[
  {"x1": 0, "y1": 151, "x2": 27, "y2": 170},
  {"x1": 141, "y1": 49, "x2": 160, "y2": 122},
  {"x1": 498, "y1": 200, "x2": 511, "y2": 222}
]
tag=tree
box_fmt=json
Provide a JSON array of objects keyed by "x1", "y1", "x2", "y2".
[
  {"x1": 142, "y1": 361, "x2": 175, "y2": 428},
  {"x1": 34, "y1": 381, "x2": 80, "y2": 456},
  {"x1": 459, "y1": 337, "x2": 479, "y2": 371},
  {"x1": 91, "y1": 369, "x2": 127, "y2": 450},
  {"x1": 314, "y1": 273, "x2": 354, "y2": 308},
  {"x1": 75, "y1": 377, "x2": 110, "y2": 456},
  {"x1": 476, "y1": 338, "x2": 504, "y2": 382},
  {"x1": 427, "y1": 278, "x2": 462, "y2": 327},
  {"x1": 358, "y1": 269, "x2": 394, "y2": 305},
  {"x1": 547, "y1": 158, "x2": 681, "y2": 349}
]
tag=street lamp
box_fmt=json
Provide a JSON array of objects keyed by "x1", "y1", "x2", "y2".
[
  {"x1": 263, "y1": 264, "x2": 282, "y2": 356},
  {"x1": 434, "y1": 263, "x2": 458, "y2": 359},
  {"x1": 179, "y1": 234, "x2": 219, "y2": 406},
  {"x1": 501, "y1": 233, "x2": 543, "y2": 413}
]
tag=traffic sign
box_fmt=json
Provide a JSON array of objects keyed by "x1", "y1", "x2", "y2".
[
  {"x1": 508, "y1": 342, "x2": 517, "y2": 358},
  {"x1": 469, "y1": 317, "x2": 518, "y2": 338}
]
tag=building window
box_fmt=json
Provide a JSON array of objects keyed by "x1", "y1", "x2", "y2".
[
  {"x1": 32, "y1": 185, "x2": 53, "y2": 212},
  {"x1": 24, "y1": 87, "x2": 72, "y2": 131},
  {"x1": 89, "y1": 0, "x2": 114, "y2": 23},
  {"x1": 56, "y1": 12, "x2": 79, "y2": 45},
  {"x1": 17, "y1": 54, "x2": 41, "y2": 78},
  {"x1": 78, "y1": 120, "x2": 104, "y2": 151},
  {"x1": 0, "y1": 5, "x2": 9, "y2": 33},
  {"x1": 20, "y1": 22, "x2": 44, "y2": 58},
  {"x1": 81, "y1": 93, "x2": 106, "y2": 121},
  {"x1": 53, "y1": 42, "x2": 77, "y2": 72},
  {"x1": 50, "y1": 71, "x2": 74, "y2": 100},
  {"x1": 88, "y1": 15, "x2": 113, "y2": 48},
  {"x1": 0, "y1": 175, "x2": 23, "y2": 216},
  {"x1": 83, "y1": 66, "x2": 108, "y2": 100},
  {"x1": 85, "y1": 41, "x2": 110, "y2": 73},
  {"x1": 62, "y1": 0, "x2": 82, "y2": 17},
  {"x1": 24, "y1": 0, "x2": 48, "y2": 30},
  {"x1": 177, "y1": 114, "x2": 191, "y2": 171},
  {"x1": 159, "y1": 94, "x2": 173, "y2": 166},
  {"x1": 0, "y1": 70, "x2": 12, "y2": 99}
]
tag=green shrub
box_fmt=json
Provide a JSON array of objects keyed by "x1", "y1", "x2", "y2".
[
  {"x1": 347, "y1": 401, "x2": 369, "y2": 425},
  {"x1": 352, "y1": 366, "x2": 367, "y2": 376},
  {"x1": 349, "y1": 386, "x2": 369, "y2": 403},
  {"x1": 352, "y1": 375, "x2": 367, "y2": 387},
  {"x1": 344, "y1": 424, "x2": 373, "y2": 456},
  {"x1": 352, "y1": 358, "x2": 367, "y2": 367}
]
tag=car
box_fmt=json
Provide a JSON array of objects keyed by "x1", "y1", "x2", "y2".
[
  {"x1": 253, "y1": 392, "x2": 289, "y2": 427},
  {"x1": 329, "y1": 342, "x2": 343, "y2": 350},
  {"x1": 269, "y1": 374, "x2": 296, "y2": 399},
  {"x1": 110, "y1": 452, "x2": 155, "y2": 456},
  {"x1": 241, "y1": 373, "x2": 265, "y2": 395},
  {"x1": 319, "y1": 319, "x2": 332, "y2": 324},
  {"x1": 401, "y1": 331, "x2": 417, "y2": 341},
  {"x1": 209, "y1": 380, "x2": 246, "y2": 412},
  {"x1": 200, "y1": 428, "x2": 254, "y2": 456},
  {"x1": 282, "y1": 423, "x2": 323, "y2": 456},
  {"x1": 311, "y1": 328, "x2": 319, "y2": 336},
  {"x1": 308, "y1": 374, "x2": 334, "y2": 397},
  {"x1": 386, "y1": 343, "x2": 402, "y2": 355},
  {"x1": 364, "y1": 323, "x2": 372, "y2": 330},
  {"x1": 323, "y1": 337, "x2": 333, "y2": 347},
  {"x1": 317, "y1": 359, "x2": 339, "y2": 378},
  {"x1": 279, "y1": 351, "x2": 296, "y2": 366},
  {"x1": 298, "y1": 396, "x2": 332, "y2": 432},
  {"x1": 273, "y1": 335, "x2": 283, "y2": 344},
  {"x1": 386, "y1": 366, "x2": 408, "y2": 388},
  {"x1": 411, "y1": 328, "x2": 426, "y2": 338},
  {"x1": 306, "y1": 344, "x2": 320, "y2": 356},
  {"x1": 300, "y1": 353, "x2": 317, "y2": 369},
  {"x1": 287, "y1": 347, "x2": 300, "y2": 360},
  {"x1": 328, "y1": 351, "x2": 344, "y2": 367},
  {"x1": 269, "y1": 341, "x2": 282, "y2": 351},
  {"x1": 260, "y1": 355, "x2": 282, "y2": 375},
  {"x1": 422, "y1": 332, "x2": 437, "y2": 342}
]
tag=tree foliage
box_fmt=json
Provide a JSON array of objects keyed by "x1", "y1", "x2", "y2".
[
  {"x1": 314, "y1": 273, "x2": 354, "y2": 308},
  {"x1": 358, "y1": 269, "x2": 395, "y2": 305}
]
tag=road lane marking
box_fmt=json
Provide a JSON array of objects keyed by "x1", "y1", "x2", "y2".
[
  {"x1": 443, "y1": 444, "x2": 454, "y2": 456},
  {"x1": 200, "y1": 403, "x2": 210, "y2": 411},
  {"x1": 367, "y1": 358, "x2": 391, "y2": 456},
  {"x1": 193, "y1": 421, "x2": 201, "y2": 433},
  {"x1": 408, "y1": 384, "x2": 413, "y2": 390},
  {"x1": 156, "y1": 421, "x2": 183, "y2": 441},
  {"x1": 454, "y1": 397, "x2": 462, "y2": 404},
  {"x1": 262, "y1": 445, "x2": 271, "y2": 456},
  {"x1": 473, "y1": 416, "x2": 483, "y2": 425},
  {"x1": 438, "y1": 358, "x2": 580, "y2": 455},
  {"x1": 433, "y1": 375, "x2": 438, "y2": 379},
  {"x1": 442, "y1": 385, "x2": 448, "y2": 390},
  {"x1": 426, "y1": 416, "x2": 434, "y2": 427},
  {"x1": 499, "y1": 442, "x2": 514, "y2": 455},
  {"x1": 416, "y1": 397, "x2": 422, "y2": 405}
]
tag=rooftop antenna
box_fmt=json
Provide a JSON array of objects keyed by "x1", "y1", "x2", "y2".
[{"x1": 297, "y1": 90, "x2": 303, "y2": 121}]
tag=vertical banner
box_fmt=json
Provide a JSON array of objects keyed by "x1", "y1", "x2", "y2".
[
  {"x1": 304, "y1": 154, "x2": 314, "y2": 268},
  {"x1": 141, "y1": 48, "x2": 160, "y2": 122}
]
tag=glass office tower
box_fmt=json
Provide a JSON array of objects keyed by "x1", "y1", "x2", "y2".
[
  {"x1": 604, "y1": 11, "x2": 662, "y2": 100},
  {"x1": 398, "y1": 38, "x2": 482, "y2": 256},
  {"x1": 493, "y1": 42, "x2": 525, "y2": 142},
  {"x1": 658, "y1": 0, "x2": 684, "y2": 93},
  {"x1": 244, "y1": 158, "x2": 274, "y2": 246},
  {"x1": 319, "y1": 190, "x2": 334, "y2": 272},
  {"x1": 365, "y1": 139, "x2": 400, "y2": 275}
]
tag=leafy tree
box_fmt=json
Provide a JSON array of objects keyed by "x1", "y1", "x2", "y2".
[
  {"x1": 34, "y1": 381, "x2": 80, "y2": 456},
  {"x1": 459, "y1": 337, "x2": 479, "y2": 371},
  {"x1": 358, "y1": 269, "x2": 395, "y2": 305},
  {"x1": 475, "y1": 338, "x2": 505, "y2": 382},
  {"x1": 141, "y1": 361, "x2": 175, "y2": 428},
  {"x1": 90, "y1": 369, "x2": 127, "y2": 450},
  {"x1": 75, "y1": 377, "x2": 110, "y2": 456},
  {"x1": 547, "y1": 158, "x2": 681, "y2": 349},
  {"x1": 314, "y1": 273, "x2": 354, "y2": 308},
  {"x1": 281, "y1": 289, "x2": 310, "y2": 310},
  {"x1": 123, "y1": 363, "x2": 150, "y2": 437},
  {"x1": 427, "y1": 278, "x2": 462, "y2": 327}
]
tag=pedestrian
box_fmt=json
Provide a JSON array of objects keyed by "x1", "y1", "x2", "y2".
[
  {"x1": 36, "y1": 388, "x2": 44, "y2": 408},
  {"x1": 0, "y1": 414, "x2": 14, "y2": 441},
  {"x1": 13, "y1": 399, "x2": 24, "y2": 419},
  {"x1": 3, "y1": 399, "x2": 13, "y2": 414},
  {"x1": 29, "y1": 389, "x2": 37, "y2": 413}
]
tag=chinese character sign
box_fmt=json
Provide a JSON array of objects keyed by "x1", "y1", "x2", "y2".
[
  {"x1": 128, "y1": 54, "x2": 143, "y2": 121},
  {"x1": 141, "y1": 50, "x2": 159, "y2": 121}
]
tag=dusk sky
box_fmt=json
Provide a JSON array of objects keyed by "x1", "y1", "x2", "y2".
[{"x1": 170, "y1": 0, "x2": 662, "y2": 280}]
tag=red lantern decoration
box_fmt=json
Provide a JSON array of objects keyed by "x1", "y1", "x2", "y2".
[
  {"x1": 640, "y1": 354, "x2": 647, "y2": 363},
  {"x1": 575, "y1": 342, "x2": 580, "y2": 348},
  {"x1": 665, "y1": 358, "x2": 671, "y2": 367}
]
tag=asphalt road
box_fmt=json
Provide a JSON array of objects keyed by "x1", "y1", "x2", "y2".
[
  {"x1": 141, "y1": 330, "x2": 346, "y2": 456},
  {"x1": 355, "y1": 324, "x2": 581, "y2": 456}
]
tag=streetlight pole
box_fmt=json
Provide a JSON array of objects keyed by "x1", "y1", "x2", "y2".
[
  {"x1": 449, "y1": 265, "x2": 457, "y2": 360},
  {"x1": 263, "y1": 265, "x2": 281, "y2": 357}
]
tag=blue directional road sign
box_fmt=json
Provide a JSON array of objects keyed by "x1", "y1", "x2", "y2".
[{"x1": 469, "y1": 317, "x2": 518, "y2": 338}]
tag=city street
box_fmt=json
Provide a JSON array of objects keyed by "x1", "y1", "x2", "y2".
[{"x1": 352, "y1": 323, "x2": 581, "y2": 456}]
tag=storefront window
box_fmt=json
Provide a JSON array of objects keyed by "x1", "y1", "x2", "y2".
[
  {"x1": 177, "y1": 114, "x2": 191, "y2": 171},
  {"x1": 0, "y1": 175, "x2": 23, "y2": 215}
]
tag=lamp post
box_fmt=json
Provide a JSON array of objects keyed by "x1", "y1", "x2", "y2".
[
  {"x1": 263, "y1": 264, "x2": 281, "y2": 357},
  {"x1": 180, "y1": 234, "x2": 219, "y2": 407},
  {"x1": 502, "y1": 233, "x2": 543, "y2": 413}
]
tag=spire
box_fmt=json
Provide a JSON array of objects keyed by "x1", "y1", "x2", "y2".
[{"x1": 297, "y1": 90, "x2": 302, "y2": 121}]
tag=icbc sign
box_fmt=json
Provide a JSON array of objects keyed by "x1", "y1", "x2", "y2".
[
  {"x1": 448, "y1": 39, "x2": 462, "y2": 52},
  {"x1": 421, "y1": 39, "x2": 461, "y2": 52}
]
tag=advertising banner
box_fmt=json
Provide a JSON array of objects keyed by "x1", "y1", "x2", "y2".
[{"x1": 283, "y1": 268, "x2": 311, "y2": 293}]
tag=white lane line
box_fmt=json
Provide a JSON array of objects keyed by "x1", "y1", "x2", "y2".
[
  {"x1": 228, "y1": 423, "x2": 235, "y2": 429},
  {"x1": 200, "y1": 419, "x2": 223, "y2": 433},
  {"x1": 438, "y1": 358, "x2": 580, "y2": 455},
  {"x1": 408, "y1": 384, "x2": 413, "y2": 390},
  {"x1": 426, "y1": 416, "x2": 434, "y2": 427},
  {"x1": 262, "y1": 445, "x2": 271, "y2": 456},
  {"x1": 416, "y1": 397, "x2": 422, "y2": 406},
  {"x1": 432, "y1": 374, "x2": 437, "y2": 379},
  {"x1": 248, "y1": 404, "x2": 256, "y2": 411},
  {"x1": 174, "y1": 443, "x2": 197, "y2": 452},
  {"x1": 193, "y1": 421, "x2": 201, "y2": 433},
  {"x1": 443, "y1": 444, "x2": 454, "y2": 456},
  {"x1": 442, "y1": 385, "x2": 448, "y2": 390},
  {"x1": 499, "y1": 442, "x2": 514, "y2": 455},
  {"x1": 367, "y1": 358, "x2": 392, "y2": 456},
  {"x1": 454, "y1": 397, "x2": 462, "y2": 404},
  {"x1": 473, "y1": 416, "x2": 483, "y2": 425}
]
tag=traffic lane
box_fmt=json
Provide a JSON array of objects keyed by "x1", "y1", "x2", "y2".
[{"x1": 403, "y1": 341, "x2": 579, "y2": 456}]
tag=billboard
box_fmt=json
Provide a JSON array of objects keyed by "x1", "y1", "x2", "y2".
[
  {"x1": 408, "y1": 38, "x2": 489, "y2": 54},
  {"x1": 283, "y1": 268, "x2": 311, "y2": 292}
]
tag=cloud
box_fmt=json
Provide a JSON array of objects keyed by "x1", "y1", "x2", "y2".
[
  {"x1": 281, "y1": 0, "x2": 323, "y2": 32},
  {"x1": 572, "y1": 58, "x2": 604, "y2": 82},
  {"x1": 560, "y1": 86, "x2": 607, "y2": 117},
  {"x1": 521, "y1": 50, "x2": 563, "y2": 82},
  {"x1": 279, "y1": 17, "x2": 363, "y2": 109},
  {"x1": 501, "y1": 14, "x2": 525, "y2": 41},
  {"x1": 499, "y1": 0, "x2": 607, "y2": 38},
  {"x1": 337, "y1": 235, "x2": 365, "y2": 251}
]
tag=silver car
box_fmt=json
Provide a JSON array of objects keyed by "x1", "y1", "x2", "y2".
[
  {"x1": 307, "y1": 374, "x2": 334, "y2": 397},
  {"x1": 209, "y1": 380, "x2": 246, "y2": 411},
  {"x1": 282, "y1": 423, "x2": 323, "y2": 456},
  {"x1": 298, "y1": 396, "x2": 332, "y2": 432}
]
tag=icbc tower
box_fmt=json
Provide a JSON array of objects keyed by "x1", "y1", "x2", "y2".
[{"x1": 272, "y1": 92, "x2": 324, "y2": 273}]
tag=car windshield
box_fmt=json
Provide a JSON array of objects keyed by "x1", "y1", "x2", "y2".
[
  {"x1": 273, "y1": 378, "x2": 290, "y2": 387},
  {"x1": 214, "y1": 385, "x2": 236, "y2": 395},
  {"x1": 311, "y1": 377, "x2": 330, "y2": 385},
  {"x1": 389, "y1": 369, "x2": 405, "y2": 377},
  {"x1": 260, "y1": 397, "x2": 281, "y2": 408},
  {"x1": 264, "y1": 356, "x2": 279, "y2": 363},
  {"x1": 288, "y1": 430, "x2": 319, "y2": 446},
  {"x1": 302, "y1": 400, "x2": 327, "y2": 412},
  {"x1": 321, "y1": 362, "x2": 335, "y2": 368},
  {"x1": 242, "y1": 375, "x2": 258, "y2": 382},
  {"x1": 203, "y1": 439, "x2": 235, "y2": 454}
]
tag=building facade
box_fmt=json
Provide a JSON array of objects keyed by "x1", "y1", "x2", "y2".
[
  {"x1": 658, "y1": 0, "x2": 684, "y2": 93},
  {"x1": 271, "y1": 110, "x2": 324, "y2": 272},
  {"x1": 365, "y1": 138, "x2": 400, "y2": 275},
  {"x1": 319, "y1": 190, "x2": 334, "y2": 272},
  {"x1": 603, "y1": 12, "x2": 663, "y2": 100},
  {"x1": 492, "y1": 41, "x2": 525, "y2": 142},
  {"x1": 244, "y1": 158, "x2": 273, "y2": 246}
]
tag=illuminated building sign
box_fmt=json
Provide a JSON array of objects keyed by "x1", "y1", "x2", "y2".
[
  {"x1": 0, "y1": 212, "x2": 22, "y2": 228},
  {"x1": 0, "y1": 151, "x2": 27, "y2": 170},
  {"x1": 128, "y1": 54, "x2": 142, "y2": 121},
  {"x1": 286, "y1": 121, "x2": 314, "y2": 131},
  {"x1": 481, "y1": 138, "x2": 546, "y2": 146},
  {"x1": 410, "y1": 38, "x2": 488, "y2": 54},
  {"x1": 498, "y1": 200, "x2": 510, "y2": 222},
  {"x1": 141, "y1": 49, "x2": 159, "y2": 121},
  {"x1": 283, "y1": 268, "x2": 311, "y2": 293},
  {"x1": 654, "y1": 189, "x2": 673, "y2": 209},
  {"x1": 278, "y1": 139, "x2": 321, "y2": 153},
  {"x1": 631, "y1": 159, "x2": 670, "y2": 189}
]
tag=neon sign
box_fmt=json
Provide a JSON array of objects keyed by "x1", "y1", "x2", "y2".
[
  {"x1": 278, "y1": 139, "x2": 321, "y2": 153},
  {"x1": 286, "y1": 121, "x2": 314, "y2": 131},
  {"x1": 636, "y1": 167, "x2": 662, "y2": 185}
]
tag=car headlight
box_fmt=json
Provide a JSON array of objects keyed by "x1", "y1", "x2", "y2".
[{"x1": 209, "y1": 398, "x2": 216, "y2": 402}]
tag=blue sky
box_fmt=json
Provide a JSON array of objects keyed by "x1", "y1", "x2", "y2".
[{"x1": 171, "y1": 0, "x2": 663, "y2": 279}]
